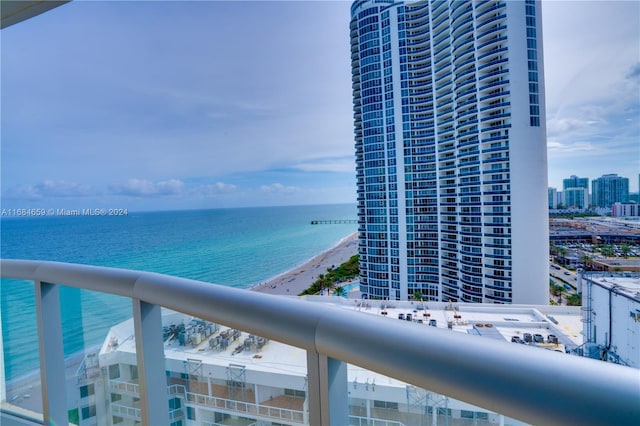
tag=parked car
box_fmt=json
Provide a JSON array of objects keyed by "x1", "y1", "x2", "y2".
[
  {"x1": 511, "y1": 336, "x2": 524, "y2": 344},
  {"x1": 523, "y1": 333, "x2": 533, "y2": 343}
]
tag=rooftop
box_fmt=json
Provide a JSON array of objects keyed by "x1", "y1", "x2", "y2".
[
  {"x1": 100, "y1": 299, "x2": 584, "y2": 389},
  {"x1": 581, "y1": 272, "x2": 640, "y2": 302}
]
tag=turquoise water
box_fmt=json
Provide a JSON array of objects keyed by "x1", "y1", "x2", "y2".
[
  {"x1": 334, "y1": 281, "x2": 360, "y2": 297},
  {"x1": 1, "y1": 204, "x2": 356, "y2": 381}
]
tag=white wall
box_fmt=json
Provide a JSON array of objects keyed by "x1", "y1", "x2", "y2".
[
  {"x1": 587, "y1": 281, "x2": 640, "y2": 368},
  {"x1": 505, "y1": 0, "x2": 549, "y2": 305}
]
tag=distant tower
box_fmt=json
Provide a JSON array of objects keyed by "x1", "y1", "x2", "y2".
[
  {"x1": 548, "y1": 188, "x2": 558, "y2": 209},
  {"x1": 591, "y1": 174, "x2": 629, "y2": 208},
  {"x1": 350, "y1": 0, "x2": 549, "y2": 304},
  {"x1": 562, "y1": 175, "x2": 589, "y2": 208}
]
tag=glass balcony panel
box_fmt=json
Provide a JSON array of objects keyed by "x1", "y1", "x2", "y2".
[
  {"x1": 159, "y1": 313, "x2": 308, "y2": 425},
  {"x1": 2, "y1": 278, "x2": 42, "y2": 417},
  {"x1": 1, "y1": 283, "x2": 135, "y2": 425},
  {"x1": 65, "y1": 289, "x2": 134, "y2": 426}
]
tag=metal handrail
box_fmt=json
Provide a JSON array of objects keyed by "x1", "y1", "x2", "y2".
[{"x1": 2, "y1": 259, "x2": 639, "y2": 425}]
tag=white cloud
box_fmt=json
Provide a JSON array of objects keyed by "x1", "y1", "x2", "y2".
[
  {"x1": 110, "y1": 179, "x2": 184, "y2": 197},
  {"x1": 259, "y1": 183, "x2": 300, "y2": 194},
  {"x1": 547, "y1": 140, "x2": 597, "y2": 155},
  {"x1": 546, "y1": 117, "x2": 603, "y2": 136},
  {"x1": 292, "y1": 157, "x2": 355, "y2": 173},
  {"x1": 193, "y1": 182, "x2": 238, "y2": 196},
  {"x1": 3, "y1": 180, "x2": 93, "y2": 199},
  {"x1": 212, "y1": 182, "x2": 237, "y2": 192}
]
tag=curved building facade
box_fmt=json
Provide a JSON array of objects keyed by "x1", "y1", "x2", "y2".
[{"x1": 351, "y1": 0, "x2": 549, "y2": 304}]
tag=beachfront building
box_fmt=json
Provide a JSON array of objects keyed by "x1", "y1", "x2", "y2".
[
  {"x1": 71, "y1": 299, "x2": 583, "y2": 426},
  {"x1": 591, "y1": 174, "x2": 630, "y2": 208},
  {"x1": 350, "y1": 0, "x2": 549, "y2": 303}
]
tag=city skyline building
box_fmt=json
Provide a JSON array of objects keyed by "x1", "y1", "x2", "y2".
[
  {"x1": 562, "y1": 175, "x2": 589, "y2": 209},
  {"x1": 591, "y1": 173, "x2": 629, "y2": 208},
  {"x1": 611, "y1": 202, "x2": 640, "y2": 217},
  {"x1": 350, "y1": 0, "x2": 549, "y2": 304},
  {"x1": 548, "y1": 187, "x2": 558, "y2": 209}
]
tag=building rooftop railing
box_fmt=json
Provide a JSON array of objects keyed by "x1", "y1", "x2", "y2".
[{"x1": 1, "y1": 259, "x2": 639, "y2": 425}]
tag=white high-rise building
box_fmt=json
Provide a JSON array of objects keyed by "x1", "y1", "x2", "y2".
[{"x1": 350, "y1": 0, "x2": 549, "y2": 303}]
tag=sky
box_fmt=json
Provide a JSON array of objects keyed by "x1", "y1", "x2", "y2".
[{"x1": 1, "y1": 0, "x2": 638, "y2": 212}]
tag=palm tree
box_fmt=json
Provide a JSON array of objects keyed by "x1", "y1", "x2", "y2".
[
  {"x1": 600, "y1": 245, "x2": 615, "y2": 258},
  {"x1": 566, "y1": 293, "x2": 581, "y2": 306},
  {"x1": 556, "y1": 285, "x2": 566, "y2": 304},
  {"x1": 549, "y1": 281, "x2": 565, "y2": 303},
  {"x1": 315, "y1": 273, "x2": 330, "y2": 295},
  {"x1": 334, "y1": 286, "x2": 346, "y2": 298},
  {"x1": 318, "y1": 274, "x2": 334, "y2": 295},
  {"x1": 556, "y1": 246, "x2": 568, "y2": 264},
  {"x1": 620, "y1": 244, "x2": 631, "y2": 259}
]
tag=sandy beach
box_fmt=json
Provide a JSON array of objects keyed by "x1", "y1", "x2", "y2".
[
  {"x1": 3, "y1": 348, "x2": 90, "y2": 416},
  {"x1": 252, "y1": 231, "x2": 359, "y2": 296}
]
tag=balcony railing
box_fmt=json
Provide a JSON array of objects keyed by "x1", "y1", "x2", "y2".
[
  {"x1": 184, "y1": 391, "x2": 305, "y2": 424},
  {"x1": 109, "y1": 379, "x2": 140, "y2": 396},
  {"x1": 1, "y1": 259, "x2": 639, "y2": 426}
]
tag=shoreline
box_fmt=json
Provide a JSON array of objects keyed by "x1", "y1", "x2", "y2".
[
  {"x1": 252, "y1": 231, "x2": 358, "y2": 296},
  {"x1": 4, "y1": 233, "x2": 360, "y2": 412},
  {"x1": 4, "y1": 345, "x2": 100, "y2": 415}
]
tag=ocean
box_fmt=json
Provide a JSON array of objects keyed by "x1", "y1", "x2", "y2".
[{"x1": 0, "y1": 203, "x2": 356, "y2": 381}]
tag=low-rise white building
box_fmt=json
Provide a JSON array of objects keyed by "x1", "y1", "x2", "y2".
[
  {"x1": 579, "y1": 272, "x2": 640, "y2": 368},
  {"x1": 73, "y1": 299, "x2": 584, "y2": 426},
  {"x1": 612, "y1": 202, "x2": 640, "y2": 217}
]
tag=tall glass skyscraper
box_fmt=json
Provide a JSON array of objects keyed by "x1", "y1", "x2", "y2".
[
  {"x1": 562, "y1": 175, "x2": 589, "y2": 209},
  {"x1": 591, "y1": 174, "x2": 629, "y2": 208},
  {"x1": 350, "y1": 0, "x2": 548, "y2": 304}
]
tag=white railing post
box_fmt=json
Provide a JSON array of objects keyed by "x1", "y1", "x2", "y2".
[
  {"x1": 35, "y1": 281, "x2": 68, "y2": 426},
  {"x1": 0, "y1": 298, "x2": 5, "y2": 404},
  {"x1": 132, "y1": 299, "x2": 169, "y2": 425},
  {"x1": 307, "y1": 351, "x2": 349, "y2": 426},
  {"x1": 326, "y1": 356, "x2": 349, "y2": 423}
]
